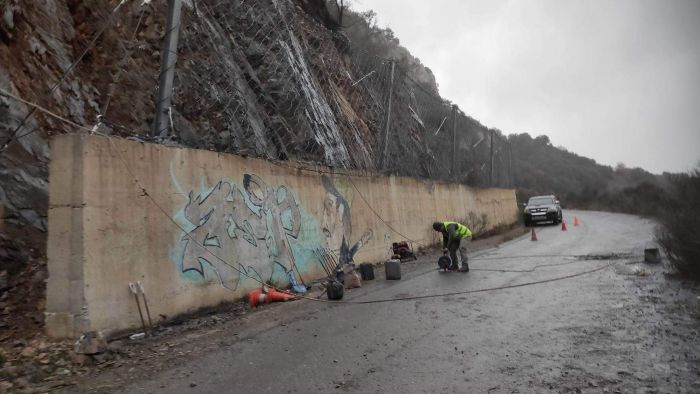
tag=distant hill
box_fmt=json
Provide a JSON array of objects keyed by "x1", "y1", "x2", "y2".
[{"x1": 509, "y1": 132, "x2": 673, "y2": 216}]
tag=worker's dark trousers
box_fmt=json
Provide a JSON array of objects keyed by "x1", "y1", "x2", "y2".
[
  {"x1": 448, "y1": 239, "x2": 468, "y2": 270},
  {"x1": 447, "y1": 239, "x2": 467, "y2": 269}
]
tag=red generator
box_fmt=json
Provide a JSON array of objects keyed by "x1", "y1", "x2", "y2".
[{"x1": 391, "y1": 241, "x2": 417, "y2": 262}]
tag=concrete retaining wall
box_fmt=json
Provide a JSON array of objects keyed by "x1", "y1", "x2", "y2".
[{"x1": 46, "y1": 134, "x2": 519, "y2": 338}]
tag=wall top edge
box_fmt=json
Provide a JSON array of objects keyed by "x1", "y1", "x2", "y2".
[{"x1": 53, "y1": 133, "x2": 515, "y2": 192}]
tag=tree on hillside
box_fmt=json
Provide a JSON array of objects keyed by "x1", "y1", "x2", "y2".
[
  {"x1": 330, "y1": 1, "x2": 440, "y2": 95},
  {"x1": 333, "y1": 0, "x2": 346, "y2": 26}
]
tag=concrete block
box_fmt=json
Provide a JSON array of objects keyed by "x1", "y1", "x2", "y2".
[{"x1": 44, "y1": 313, "x2": 75, "y2": 339}]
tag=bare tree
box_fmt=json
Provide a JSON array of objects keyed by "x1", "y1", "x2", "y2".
[{"x1": 334, "y1": 0, "x2": 345, "y2": 26}]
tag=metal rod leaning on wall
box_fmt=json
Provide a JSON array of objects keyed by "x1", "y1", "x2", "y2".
[
  {"x1": 316, "y1": 249, "x2": 335, "y2": 279},
  {"x1": 379, "y1": 60, "x2": 395, "y2": 170},
  {"x1": 137, "y1": 281, "x2": 154, "y2": 334},
  {"x1": 128, "y1": 282, "x2": 149, "y2": 336},
  {"x1": 323, "y1": 248, "x2": 338, "y2": 273},
  {"x1": 152, "y1": 0, "x2": 183, "y2": 138},
  {"x1": 314, "y1": 249, "x2": 333, "y2": 278}
]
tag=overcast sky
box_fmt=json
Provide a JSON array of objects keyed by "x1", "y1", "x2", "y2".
[{"x1": 355, "y1": 0, "x2": 700, "y2": 174}]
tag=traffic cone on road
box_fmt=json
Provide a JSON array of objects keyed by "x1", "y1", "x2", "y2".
[
  {"x1": 574, "y1": 216, "x2": 579, "y2": 226},
  {"x1": 561, "y1": 221, "x2": 568, "y2": 231},
  {"x1": 531, "y1": 227, "x2": 538, "y2": 241},
  {"x1": 248, "y1": 288, "x2": 268, "y2": 308},
  {"x1": 266, "y1": 288, "x2": 297, "y2": 303}
]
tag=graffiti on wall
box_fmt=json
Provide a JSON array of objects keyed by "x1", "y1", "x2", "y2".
[
  {"x1": 172, "y1": 171, "x2": 371, "y2": 291},
  {"x1": 321, "y1": 175, "x2": 372, "y2": 265},
  {"x1": 174, "y1": 173, "x2": 310, "y2": 290}
]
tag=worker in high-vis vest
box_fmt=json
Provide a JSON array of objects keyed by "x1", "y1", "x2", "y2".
[{"x1": 432, "y1": 221, "x2": 473, "y2": 272}]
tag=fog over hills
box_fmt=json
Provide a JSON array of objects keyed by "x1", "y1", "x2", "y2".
[{"x1": 357, "y1": 0, "x2": 700, "y2": 174}]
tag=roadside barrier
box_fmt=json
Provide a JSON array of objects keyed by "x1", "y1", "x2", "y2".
[{"x1": 105, "y1": 137, "x2": 613, "y2": 308}]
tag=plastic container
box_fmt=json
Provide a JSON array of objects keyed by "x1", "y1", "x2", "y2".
[
  {"x1": 359, "y1": 263, "x2": 375, "y2": 280},
  {"x1": 385, "y1": 259, "x2": 402, "y2": 280}
]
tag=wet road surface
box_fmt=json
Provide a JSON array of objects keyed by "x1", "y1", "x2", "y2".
[{"x1": 79, "y1": 210, "x2": 700, "y2": 393}]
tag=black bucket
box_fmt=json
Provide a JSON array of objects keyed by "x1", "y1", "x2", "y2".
[
  {"x1": 359, "y1": 263, "x2": 375, "y2": 280},
  {"x1": 326, "y1": 279, "x2": 344, "y2": 300}
]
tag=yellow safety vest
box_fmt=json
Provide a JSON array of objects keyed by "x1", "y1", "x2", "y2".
[{"x1": 443, "y1": 221, "x2": 472, "y2": 238}]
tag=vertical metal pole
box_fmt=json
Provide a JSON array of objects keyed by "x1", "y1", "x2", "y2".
[
  {"x1": 489, "y1": 130, "x2": 495, "y2": 186},
  {"x1": 451, "y1": 105, "x2": 457, "y2": 178},
  {"x1": 152, "y1": 0, "x2": 183, "y2": 138},
  {"x1": 380, "y1": 61, "x2": 395, "y2": 170}
]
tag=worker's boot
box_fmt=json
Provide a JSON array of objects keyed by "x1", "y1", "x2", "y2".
[{"x1": 458, "y1": 251, "x2": 469, "y2": 272}]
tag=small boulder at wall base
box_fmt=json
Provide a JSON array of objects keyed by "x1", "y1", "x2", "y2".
[
  {"x1": 344, "y1": 270, "x2": 362, "y2": 289},
  {"x1": 74, "y1": 331, "x2": 107, "y2": 355}
]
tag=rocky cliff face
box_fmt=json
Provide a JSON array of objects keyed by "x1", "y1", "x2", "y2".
[{"x1": 0, "y1": 0, "x2": 497, "y2": 338}]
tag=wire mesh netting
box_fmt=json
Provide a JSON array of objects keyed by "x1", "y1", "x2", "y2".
[
  {"x1": 1, "y1": 0, "x2": 512, "y2": 187},
  {"x1": 165, "y1": 0, "x2": 513, "y2": 187}
]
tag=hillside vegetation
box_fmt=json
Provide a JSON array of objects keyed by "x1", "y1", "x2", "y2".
[
  {"x1": 657, "y1": 168, "x2": 700, "y2": 280},
  {"x1": 509, "y1": 132, "x2": 673, "y2": 216}
]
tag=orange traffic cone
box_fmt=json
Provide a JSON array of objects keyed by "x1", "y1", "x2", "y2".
[
  {"x1": 574, "y1": 216, "x2": 579, "y2": 226},
  {"x1": 248, "y1": 288, "x2": 268, "y2": 308},
  {"x1": 266, "y1": 288, "x2": 297, "y2": 303},
  {"x1": 561, "y1": 221, "x2": 567, "y2": 231},
  {"x1": 531, "y1": 227, "x2": 538, "y2": 241}
]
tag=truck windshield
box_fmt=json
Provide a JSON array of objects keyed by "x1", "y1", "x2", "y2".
[{"x1": 529, "y1": 197, "x2": 553, "y2": 205}]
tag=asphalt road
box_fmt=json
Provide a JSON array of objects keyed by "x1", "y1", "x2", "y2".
[{"x1": 82, "y1": 210, "x2": 699, "y2": 393}]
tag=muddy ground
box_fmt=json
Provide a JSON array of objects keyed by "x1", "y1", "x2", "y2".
[{"x1": 3, "y1": 210, "x2": 700, "y2": 393}]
